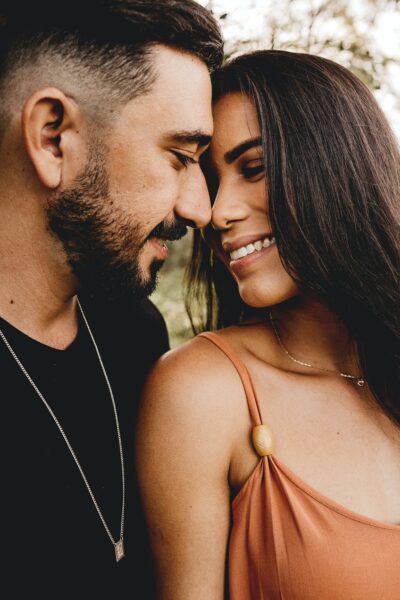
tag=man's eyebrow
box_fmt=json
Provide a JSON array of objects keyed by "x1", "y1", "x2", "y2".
[
  {"x1": 165, "y1": 130, "x2": 212, "y2": 148},
  {"x1": 224, "y1": 137, "x2": 262, "y2": 164}
]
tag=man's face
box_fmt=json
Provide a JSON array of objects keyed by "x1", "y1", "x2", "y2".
[{"x1": 47, "y1": 45, "x2": 213, "y2": 300}]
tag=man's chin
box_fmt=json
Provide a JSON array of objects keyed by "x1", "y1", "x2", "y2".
[
  {"x1": 79, "y1": 259, "x2": 165, "y2": 303},
  {"x1": 141, "y1": 258, "x2": 165, "y2": 296}
]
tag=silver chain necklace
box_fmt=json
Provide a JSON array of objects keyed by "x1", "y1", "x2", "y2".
[
  {"x1": 269, "y1": 310, "x2": 366, "y2": 387},
  {"x1": 0, "y1": 298, "x2": 126, "y2": 562}
]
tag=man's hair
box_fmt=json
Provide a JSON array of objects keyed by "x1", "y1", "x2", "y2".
[{"x1": 0, "y1": 0, "x2": 223, "y2": 127}]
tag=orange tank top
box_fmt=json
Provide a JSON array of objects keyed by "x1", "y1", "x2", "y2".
[{"x1": 199, "y1": 332, "x2": 400, "y2": 600}]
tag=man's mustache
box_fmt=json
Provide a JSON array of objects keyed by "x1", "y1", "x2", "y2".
[{"x1": 149, "y1": 220, "x2": 188, "y2": 242}]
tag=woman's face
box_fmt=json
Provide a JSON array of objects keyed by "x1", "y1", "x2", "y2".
[{"x1": 205, "y1": 92, "x2": 299, "y2": 308}]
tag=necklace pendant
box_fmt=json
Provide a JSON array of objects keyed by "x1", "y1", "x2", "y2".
[
  {"x1": 115, "y1": 539, "x2": 125, "y2": 562},
  {"x1": 356, "y1": 378, "x2": 365, "y2": 387}
]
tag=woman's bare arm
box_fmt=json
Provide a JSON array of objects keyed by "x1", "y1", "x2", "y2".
[{"x1": 135, "y1": 338, "x2": 236, "y2": 600}]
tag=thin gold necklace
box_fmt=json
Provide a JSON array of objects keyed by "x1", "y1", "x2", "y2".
[{"x1": 269, "y1": 310, "x2": 366, "y2": 387}]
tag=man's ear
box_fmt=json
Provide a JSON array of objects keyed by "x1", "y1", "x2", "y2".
[{"x1": 21, "y1": 87, "x2": 87, "y2": 189}]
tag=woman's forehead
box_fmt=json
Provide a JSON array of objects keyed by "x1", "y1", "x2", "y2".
[{"x1": 210, "y1": 92, "x2": 261, "y2": 158}]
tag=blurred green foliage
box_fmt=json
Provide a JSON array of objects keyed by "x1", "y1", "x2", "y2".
[{"x1": 150, "y1": 234, "x2": 194, "y2": 348}]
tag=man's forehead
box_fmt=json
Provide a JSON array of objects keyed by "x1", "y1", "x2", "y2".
[
  {"x1": 144, "y1": 46, "x2": 212, "y2": 105},
  {"x1": 117, "y1": 46, "x2": 213, "y2": 139}
]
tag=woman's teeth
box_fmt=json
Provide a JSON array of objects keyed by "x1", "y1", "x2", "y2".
[{"x1": 230, "y1": 236, "x2": 276, "y2": 261}]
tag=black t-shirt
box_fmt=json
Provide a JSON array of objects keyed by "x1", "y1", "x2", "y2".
[{"x1": 1, "y1": 296, "x2": 169, "y2": 598}]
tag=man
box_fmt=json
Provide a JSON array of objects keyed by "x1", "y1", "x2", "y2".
[{"x1": 0, "y1": 1, "x2": 223, "y2": 596}]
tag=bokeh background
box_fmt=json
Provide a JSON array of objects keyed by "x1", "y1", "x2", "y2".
[{"x1": 151, "y1": 0, "x2": 400, "y2": 347}]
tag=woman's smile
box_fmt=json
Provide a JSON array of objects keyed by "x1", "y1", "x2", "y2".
[{"x1": 228, "y1": 236, "x2": 276, "y2": 275}]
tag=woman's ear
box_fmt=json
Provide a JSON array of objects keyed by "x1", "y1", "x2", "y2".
[{"x1": 21, "y1": 87, "x2": 87, "y2": 189}]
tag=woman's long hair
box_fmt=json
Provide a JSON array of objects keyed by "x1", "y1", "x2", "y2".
[{"x1": 185, "y1": 50, "x2": 400, "y2": 425}]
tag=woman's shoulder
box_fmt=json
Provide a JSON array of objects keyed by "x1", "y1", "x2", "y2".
[
  {"x1": 139, "y1": 330, "x2": 256, "y2": 467},
  {"x1": 146, "y1": 329, "x2": 242, "y2": 393},
  {"x1": 153, "y1": 321, "x2": 277, "y2": 376},
  {"x1": 141, "y1": 327, "x2": 260, "y2": 427},
  {"x1": 151, "y1": 321, "x2": 269, "y2": 372}
]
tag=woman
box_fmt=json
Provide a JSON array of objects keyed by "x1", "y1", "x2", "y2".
[{"x1": 136, "y1": 51, "x2": 400, "y2": 599}]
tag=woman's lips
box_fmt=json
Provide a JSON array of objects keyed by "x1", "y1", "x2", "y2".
[
  {"x1": 228, "y1": 239, "x2": 276, "y2": 275},
  {"x1": 222, "y1": 233, "x2": 272, "y2": 254}
]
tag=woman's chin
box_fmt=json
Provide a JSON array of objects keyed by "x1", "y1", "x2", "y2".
[{"x1": 237, "y1": 279, "x2": 300, "y2": 309}]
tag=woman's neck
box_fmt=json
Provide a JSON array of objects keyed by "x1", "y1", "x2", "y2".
[{"x1": 272, "y1": 295, "x2": 361, "y2": 375}]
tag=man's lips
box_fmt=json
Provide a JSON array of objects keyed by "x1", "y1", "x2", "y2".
[
  {"x1": 143, "y1": 227, "x2": 186, "y2": 256},
  {"x1": 147, "y1": 238, "x2": 169, "y2": 260}
]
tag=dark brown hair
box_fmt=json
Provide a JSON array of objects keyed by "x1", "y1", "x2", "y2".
[
  {"x1": 186, "y1": 50, "x2": 400, "y2": 425},
  {"x1": 0, "y1": 0, "x2": 223, "y2": 120}
]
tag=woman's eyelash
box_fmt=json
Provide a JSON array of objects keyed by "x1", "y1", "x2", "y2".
[{"x1": 242, "y1": 164, "x2": 264, "y2": 179}]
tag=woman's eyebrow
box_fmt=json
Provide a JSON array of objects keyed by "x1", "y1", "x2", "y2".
[{"x1": 224, "y1": 137, "x2": 262, "y2": 164}]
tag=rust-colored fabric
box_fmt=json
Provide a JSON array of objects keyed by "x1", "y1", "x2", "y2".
[{"x1": 199, "y1": 332, "x2": 400, "y2": 600}]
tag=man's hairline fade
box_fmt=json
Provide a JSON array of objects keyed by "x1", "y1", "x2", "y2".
[
  {"x1": 0, "y1": 40, "x2": 158, "y2": 133},
  {"x1": 0, "y1": 0, "x2": 223, "y2": 134}
]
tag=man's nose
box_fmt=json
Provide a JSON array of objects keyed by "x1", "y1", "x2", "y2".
[{"x1": 174, "y1": 168, "x2": 212, "y2": 229}]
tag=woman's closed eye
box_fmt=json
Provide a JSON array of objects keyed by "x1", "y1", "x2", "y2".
[{"x1": 241, "y1": 159, "x2": 265, "y2": 181}]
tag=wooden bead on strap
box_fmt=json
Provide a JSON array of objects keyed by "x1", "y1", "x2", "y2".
[{"x1": 252, "y1": 424, "x2": 274, "y2": 457}]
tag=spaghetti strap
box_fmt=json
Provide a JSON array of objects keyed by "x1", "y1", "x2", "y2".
[{"x1": 198, "y1": 332, "x2": 263, "y2": 426}]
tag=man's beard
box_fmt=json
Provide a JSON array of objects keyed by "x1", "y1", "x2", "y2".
[{"x1": 46, "y1": 149, "x2": 187, "y2": 302}]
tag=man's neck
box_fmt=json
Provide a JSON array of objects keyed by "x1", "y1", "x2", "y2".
[
  {"x1": 0, "y1": 139, "x2": 81, "y2": 349},
  {"x1": 0, "y1": 279, "x2": 79, "y2": 350},
  {"x1": 0, "y1": 216, "x2": 79, "y2": 349}
]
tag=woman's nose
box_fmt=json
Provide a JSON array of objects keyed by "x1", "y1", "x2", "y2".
[{"x1": 211, "y1": 183, "x2": 248, "y2": 231}]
